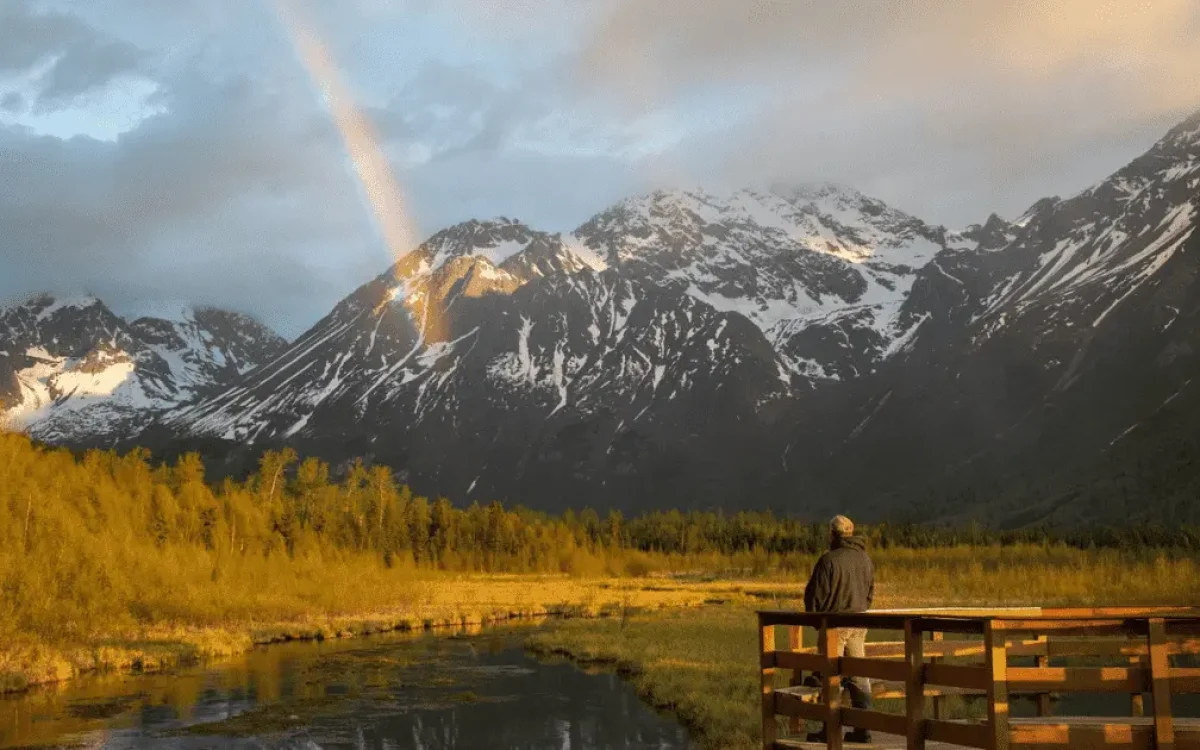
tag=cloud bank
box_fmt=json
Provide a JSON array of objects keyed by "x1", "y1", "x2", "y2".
[{"x1": 1, "y1": 0, "x2": 1197, "y2": 337}]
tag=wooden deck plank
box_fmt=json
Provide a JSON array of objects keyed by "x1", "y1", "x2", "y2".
[
  {"x1": 769, "y1": 717, "x2": 1200, "y2": 749},
  {"x1": 1009, "y1": 716, "x2": 1200, "y2": 750},
  {"x1": 1012, "y1": 717, "x2": 1200, "y2": 726},
  {"x1": 775, "y1": 739, "x2": 966, "y2": 750}
]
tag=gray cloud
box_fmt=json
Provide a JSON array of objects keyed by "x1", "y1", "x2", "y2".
[
  {"x1": 33, "y1": 38, "x2": 145, "y2": 111},
  {"x1": 571, "y1": 0, "x2": 1200, "y2": 223},
  {"x1": 0, "y1": 0, "x2": 148, "y2": 110},
  {"x1": 0, "y1": 57, "x2": 385, "y2": 337},
  {"x1": 4, "y1": 0, "x2": 1200, "y2": 339},
  {"x1": 0, "y1": 6, "x2": 636, "y2": 338},
  {"x1": 0, "y1": 92, "x2": 24, "y2": 113}
]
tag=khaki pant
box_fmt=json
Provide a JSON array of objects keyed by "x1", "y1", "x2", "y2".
[
  {"x1": 810, "y1": 627, "x2": 872, "y2": 710},
  {"x1": 838, "y1": 628, "x2": 872, "y2": 709}
]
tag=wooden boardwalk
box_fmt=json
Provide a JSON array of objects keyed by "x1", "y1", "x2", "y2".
[{"x1": 759, "y1": 607, "x2": 1200, "y2": 749}]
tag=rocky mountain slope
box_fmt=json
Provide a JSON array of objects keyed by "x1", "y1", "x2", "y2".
[
  {"x1": 804, "y1": 110, "x2": 1200, "y2": 525},
  {"x1": 0, "y1": 295, "x2": 286, "y2": 443},
  {"x1": 162, "y1": 220, "x2": 799, "y2": 510}
]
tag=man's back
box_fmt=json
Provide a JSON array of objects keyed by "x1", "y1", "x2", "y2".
[
  {"x1": 801, "y1": 517, "x2": 876, "y2": 743},
  {"x1": 804, "y1": 534, "x2": 874, "y2": 613}
]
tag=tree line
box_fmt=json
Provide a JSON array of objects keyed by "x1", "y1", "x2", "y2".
[{"x1": 3, "y1": 433, "x2": 1198, "y2": 580}]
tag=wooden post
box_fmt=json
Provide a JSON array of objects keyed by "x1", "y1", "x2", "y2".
[
  {"x1": 929, "y1": 631, "x2": 944, "y2": 721},
  {"x1": 820, "y1": 618, "x2": 844, "y2": 750},
  {"x1": 788, "y1": 625, "x2": 803, "y2": 735},
  {"x1": 1034, "y1": 634, "x2": 1051, "y2": 717},
  {"x1": 905, "y1": 620, "x2": 927, "y2": 750},
  {"x1": 1148, "y1": 618, "x2": 1174, "y2": 750},
  {"x1": 985, "y1": 621, "x2": 1010, "y2": 750},
  {"x1": 1130, "y1": 654, "x2": 1145, "y2": 718},
  {"x1": 761, "y1": 618, "x2": 777, "y2": 750}
]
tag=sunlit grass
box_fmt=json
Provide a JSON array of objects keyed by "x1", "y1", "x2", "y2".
[
  {"x1": 528, "y1": 553, "x2": 1200, "y2": 750},
  {"x1": 528, "y1": 604, "x2": 767, "y2": 750},
  {"x1": 0, "y1": 568, "x2": 715, "y2": 694}
]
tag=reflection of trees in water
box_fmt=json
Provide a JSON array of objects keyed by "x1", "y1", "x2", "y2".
[{"x1": 0, "y1": 629, "x2": 690, "y2": 749}]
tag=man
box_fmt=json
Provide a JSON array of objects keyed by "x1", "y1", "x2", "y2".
[{"x1": 802, "y1": 515, "x2": 875, "y2": 745}]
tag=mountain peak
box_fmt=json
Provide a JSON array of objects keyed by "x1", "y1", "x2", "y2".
[
  {"x1": 958, "y1": 213, "x2": 1015, "y2": 251},
  {"x1": 1161, "y1": 107, "x2": 1200, "y2": 149},
  {"x1": 387, "y1": 217, "x2": 549, "y2": 281},
  {"x1": 1014, "y1": 196, "x2": 1061, "y2": 227},
  {"x1": 431, "y1": 216, "x2": 534, "y2": 242},
  {"x1": 768, "y1": 181, "x2": 864, "y2": 203},
  {"x1": 4, "y1": 293, "x2": 104, "y2": 321}
]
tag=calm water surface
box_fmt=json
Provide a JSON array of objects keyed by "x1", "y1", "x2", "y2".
[{"x1": 0, "y1": 624, "x2": 692, "y2": 750}]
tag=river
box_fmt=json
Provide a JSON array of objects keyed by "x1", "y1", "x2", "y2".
[{"x1": 0, "y1": 623, "x2": 692, "y2": 749}]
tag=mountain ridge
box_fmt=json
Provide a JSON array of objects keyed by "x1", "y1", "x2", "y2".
[
  {"x1": 0, "y1": 295, "x2": 287, "y2": 443},
  {"x1": 6, "y1": 112, "x2": 1200, "y2": 525}
]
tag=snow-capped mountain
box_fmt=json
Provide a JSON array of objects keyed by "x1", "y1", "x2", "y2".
[
  {"x1": 577, "y1": 184, "x2": 956, "y2": 380},
  {"x1": 164, "y1": 219, "x2": 796, "y2": 509},
  {"x1": 0, "y1": 295, "x2": 286, "y2": 442},
  {"x1": 161, "y1": 111, "x2": 1200, "y2": 521},
  {"x1": 10, "y1": 109, "x2": 1200, "y2": 524}
]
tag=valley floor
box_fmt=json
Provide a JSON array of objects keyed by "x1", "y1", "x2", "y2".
[
  {"x1": 527, "y1": 556, "x2": 1200, "y2": 750},
  {"x1": 4, "y1": 547, "x2": 1195, "y2": 722}
]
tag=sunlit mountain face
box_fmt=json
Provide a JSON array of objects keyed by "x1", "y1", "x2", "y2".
[{"x1": 0, "y1": 295, "x2": 286, "y2": 444}]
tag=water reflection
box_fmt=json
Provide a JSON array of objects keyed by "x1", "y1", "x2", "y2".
[{"x1": 0, "y1": 625, "x2": 691, "y2": 749}]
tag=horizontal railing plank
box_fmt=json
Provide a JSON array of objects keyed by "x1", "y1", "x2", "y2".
[
  {"x1": 1006, "y1": 666, "x2": 1149, "y2": 694},
  {"x1": 924, "y1": 662, "x2": 991, "y2": 690},
  {"x1": 864, "y1": 639, "x2": 991, "y2": 658},
  {"x1": 760, "y1": 611, "x2": 918, "y2": 629},
  {"x1": 1041, "y1": 639, "x2": 1142, "y2": 658},
  {"x1": 768, "y1": 651, "x2": 831, "y2": 673},
  {"x1": 925, "y1": 719, "x2": 991, "y2": 748},
  {"x1": 912, "y1": 616, "x2": 988, "y2": 635},
  {"x1": 758, "y1": 611, "x2": 824, "y2": 628},
  {"x1": 776, "y1": 680, "x2": 987, "y2": 702},
  {"x1": 1009, "y1": 720, "x2": 1151, "y2": 749},
  {"x1": 840, "y1": 707, "x2": 908, "y2": 736},
  {"x1": 758, "y1": 610, "x2": 977, "y2": 631},
  {"x1": 1172, "y1": 667, "x2": 1200, "y2": 694},
  {"x1": 1036, "y1": 606, "x2": 1200, "y2": 618},
  {"x1": 773, "y1": 690, "x2": 827, "y2": 722},
  {"x1": 823, "y1": 613, "x2": 913, "y2": 630},
  {"x1": 990, "y1": 619, "x2": 1150, "y2": 636},
  {"x1": 841, "y1": 656, "x2": 907, "y2": 682},
  {"x1": 1166, "y1": 619, "x2": 1200, "y2": 637},
  {"x1": 857, "y1": 636, "x2": 1200, "y2": 660}
]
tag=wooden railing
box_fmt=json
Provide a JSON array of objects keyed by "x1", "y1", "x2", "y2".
[{"x1": 758, "y1": 607, "x2": 1200, "y2": 749}]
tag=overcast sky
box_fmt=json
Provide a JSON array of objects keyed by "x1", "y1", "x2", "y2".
[{"x1": 3, "y1": 0, "x2": 1199, "y2": 338}]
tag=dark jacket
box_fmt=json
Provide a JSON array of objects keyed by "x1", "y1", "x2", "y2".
[{"x1": 804, "y1": 535, "x2": 875, "y2": 613}]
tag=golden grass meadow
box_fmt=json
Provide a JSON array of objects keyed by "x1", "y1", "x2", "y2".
[{"x1": 2, "y1": 431, "x2": 1199, "y2": 748}]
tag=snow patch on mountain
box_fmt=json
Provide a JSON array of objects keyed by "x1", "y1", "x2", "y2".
[
  {"x1": 34, "y1": 295, "x2": 102, "y2": 322},
  {"x1": 575, "y1": 185, "x2": 954, "y2": 379},
  {"x1": 1, "y1": 295, "x2": 286, "y2": 442}
]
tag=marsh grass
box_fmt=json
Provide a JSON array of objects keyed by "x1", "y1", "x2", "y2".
[
  {"x1": 528, "y1": 550, "x2": 1200, "y2": 750},
  {"x1": 0, "y1": 571, "x2": 719, "y2": 695},
  {"x1": 527, "y1": 604, "x2": 768, "y2": 750}
]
